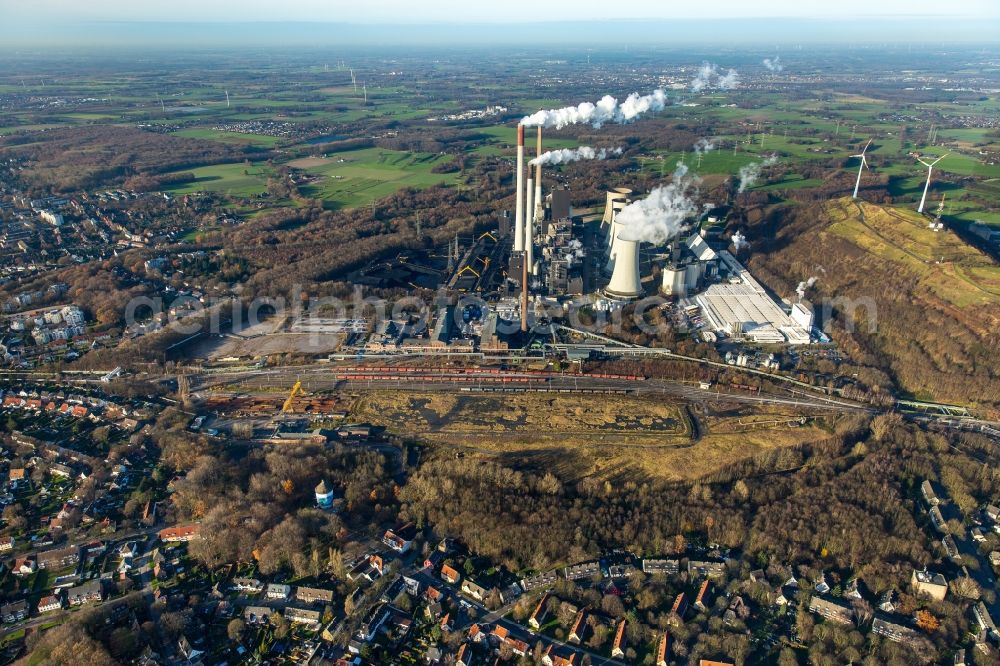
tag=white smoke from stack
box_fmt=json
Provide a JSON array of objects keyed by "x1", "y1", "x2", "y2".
[
  {"x1": 731, "y1": 230, "x2": 749, "y2": 252},
  {"x1": 690, "y1": 63, "x2": 740, "y2": 92},
  {"x1": 763, "y1": 56, "x2": 784, "y2": 72},
  {"x1": 616, "y1": 164, "x2": 698, "y2": 245},
  {"x1": 529, "y1": 146, "x2": 622, "y2": 166},
  {"x1": 717, "y1": 69, "x2": 740, "y2": 90},
  {"x1": 520, "y1": 89, "x2": 668, "y2": 129},
  {"x1": 691, "y1": 63, "x2": 717, "y2": 93},
  {"x1": 693, "y1": 138, "x2": 715, "y2": 155},
  {"x1": 796, "y1": 276, "x2": 818, "y2": 300},
  {"x1": 737, "y1": 155, "x2": 778, "y2": 193}
]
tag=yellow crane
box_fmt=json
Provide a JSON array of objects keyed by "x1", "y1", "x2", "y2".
[{"x1": 282, "y1": 380, "x2": 302, "y2": 413}]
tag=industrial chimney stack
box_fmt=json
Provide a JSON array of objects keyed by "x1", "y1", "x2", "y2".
[
  {"x1": 514, "y1": 125, "x2": 525, "y2": 252},
  {"x1": 534, "y1": 127, "x2": 543, "y2": 224}
]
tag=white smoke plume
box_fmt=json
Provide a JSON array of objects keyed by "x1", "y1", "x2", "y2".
[
  {"x1": 763, "y1": 56, "x2": 783, "y2": 72},
  {"x1": 691, "y1": 63, "x2": 717, "y2": 93},
  {"x1": 717, "y1": 69, "x2": 740, "y2": 90},
  {"x1": 529, "y1": 146, "x2": 622, "y2": 166},
  {"x1": 731, "y1": 230, "x2": 749, "y2": 252},
  {"x1": 690, "y1": 63, "x2": 740, "y2": 92},
  {"x1": 616, "y1": 164, "x2": 698, "y2": 244},
  {"x1": 693, "y1": 138, "x2": 715, "y2": 155},
  {"x1": 796, "y1": 276, "x2": 818, "y2": 300},
  {"x1": 521, "y1": 89, "x2": 668, "y2": 129},
  {"x1": 737, "y1": 155, "x2": 778, "y2": 193}
]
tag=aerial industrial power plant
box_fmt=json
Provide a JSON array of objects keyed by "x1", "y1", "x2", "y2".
[{"x1": 1, "y1": 4, "x2": 998, "y2": 663}]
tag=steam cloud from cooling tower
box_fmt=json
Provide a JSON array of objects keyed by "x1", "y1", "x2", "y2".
[
  {"x1": 737, "y1": 155, "x2": 778, "y2": 193},
  {"x1": 763, "y1": 56, "x2": 784, "y2": 72},
  {"x1": 691, "y1": 63, "x2": 740, "y2": 92},
  {"x1": 616, "y1": 164, "x2": 698, "y2": 245},
  {"x1": 529, "y1": 146, "x2": 622, "y2": 166},
  {"x1": 520, "y1": 89, "x2": 668, "y2": 129},
  {"x1": 796, "y1": 276, "x2": 818, "y2": 300}
]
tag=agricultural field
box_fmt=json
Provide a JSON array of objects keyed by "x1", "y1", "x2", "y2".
[
  {"x1": 295, "y1": 147, "x2": 460, "y2": 209},
  {"x1": 162, "y1": 162, "x2": 274, "y2": 196}
]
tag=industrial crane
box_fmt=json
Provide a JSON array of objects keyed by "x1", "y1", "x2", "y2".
[{"x1": 282, "y1": 380, "x2": 302, "y2": 413}]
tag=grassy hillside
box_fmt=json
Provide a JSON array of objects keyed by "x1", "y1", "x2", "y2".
[{"x1": 748, "y1": 198, "x2": 1000, "y2": 412}]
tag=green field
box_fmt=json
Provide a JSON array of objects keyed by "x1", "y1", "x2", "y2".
[
  {"x1": 172, "y1": 128, "x2": 284, "y2": 146},
  {"x1": 295, "y1": 148, "x2": 460, "y2": 209},
  {"x1": 163, "y1": 162, "x2": 274, "y2": 196}
]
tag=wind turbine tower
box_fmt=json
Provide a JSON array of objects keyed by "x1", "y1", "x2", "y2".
[
  {"x1": 225, "y1": 90, "x2": 230, "y2": 108},
  {"x1": 851, "y1": 139, "x2": 871, "y2": 199},
  {"x1": 916, "y1": 154, "x2": 947, "y2": 214}
]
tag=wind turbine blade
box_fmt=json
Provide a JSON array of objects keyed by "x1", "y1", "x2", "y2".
[
  {"x1": 931, "y1": 154, "x2": 947, "y2": 166},
  {"x1": 862, "y1": 139, "x2": 872, "y2": 153}
]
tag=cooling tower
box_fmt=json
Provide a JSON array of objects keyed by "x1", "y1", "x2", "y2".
[
  {"x1": 605, "y1": 216, "x2": 627, "y2": 273},
  {"x1": 602, "y1": 187, "x2": 633, "y2": 239},
  {"x1": 514, "y1": 125, "x2": 525, "y2": 252},
  {"x1": 605, "y1": 238, "x2": 642, "y2": 299}
]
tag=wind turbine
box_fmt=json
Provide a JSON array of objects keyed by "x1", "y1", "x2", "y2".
[
  {"x1": 225, "y1": 90, "x2": 230, "y2": 108},
  {"x1": 916, "y1": 154, "x2": 948, "y2": 213},
  {"x1": 851, "y1": 139, "x2": 871, "y2": 199}
]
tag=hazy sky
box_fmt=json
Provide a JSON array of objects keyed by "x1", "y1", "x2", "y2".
[{"x1": 6, "y1": 0, "x2": 998, "y2": 23}]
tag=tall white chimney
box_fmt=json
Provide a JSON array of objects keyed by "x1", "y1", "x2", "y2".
[
  {"x1": 524, "y1": 176, "x2": 535, "y2": 276},
  {"x1": 605, "y1": 237, "x2": 642, "y2": 299},
  {"x1": 514, "y1": 125, "x2": 525, "y2": 252},
  {"x1": 534, "y1": 127, "x2": 543, "y2": 223}
]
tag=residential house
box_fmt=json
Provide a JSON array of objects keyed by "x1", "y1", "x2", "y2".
[
  {"x1": 872, "y1": 617, "x2": 921, "y2": 646},
  {"x1": 0, "y1": 536, "x2": 14, "y2": 552},
  {"x1": 382, "y1": 522, "x2": 416, "y2": 553},
  {"x1": 356, "y1": 603, "x2": 390, "y2": 642},
  {"x1": 694, "y1": 579, "x2": 712, "y2": 611},
  {"x1": 37, "y1": 595, "x2": 62, "y2": 613},
  {"x1": 158, "y1": 524, "x2": 199, "y2": 542},
  {"x1": 528, "y1": 593, "x2": 551, "y2": 630},
  {"x1": 808, "y1": 597, "x2": 855, "y2": 625},
  {"x1": 972, "y1": 527, "x2": 986, "y2": 543},
  {"x1": 441, "y1": 564, "x2": 461, "y2": 585},
  {"x1": 669, "y1": 592, "x2": 688, "y2": 625},
  {"x1": 911, "y1": 568, "x2": 948, "y2": 601},
  {"x1": 656, "y1": 633, "x2": 670, "y2": 666},
  {"x1": 542, "y1": 645, "x2": 577, "y2": 666},
  {"x1": 921, "y1": 480, "x2": 940, "y2": 505},
  {"x1": 520, "y1": 570, "x2": 558, "y2": 591},
  {"x1": 985, "y1": 504, "x2": 1000, "y2": 522},
  {"x1": 974, "y1": 602, "x2": 998, "y2": 639},
  {"x1": 284, "y1": 606, "x2": 322, "y2": 628},
  {"x1": 929, "y1": 506, "x2": 947, "y2": 533},
  {"x1": 232, "y1": 577, "x2": 264, "y2": 593},
  {"x1": 67, "y1": 580, "x2": 103, "y2": 605},
  {"x1": 12, "y1": 556, "x2": 35, "y2": 577},
  {"x1": 878, "y1": 590, "x2": 896, "y2": 613},
  {"x1": 295, "y1": 586, "x2": 334, "y2": 605},
  {"x1": 611, "y1": 619, "x2": 627, "y2": 658},
  {"x1": 456, "y1": 643, "x2": 471, "y2": 666},
  {"x1": 564, "y1": 561, "x2": 600, "y2": 581},
  {"x1": 37, "y1": 545, "x2": 79, "y2": 570},
  {"x1": 943, "y1": 535, "x2": 961, "y2": 561},
  {"x1": 688, "y1": 560, "x2": 726, "y2": 578},
  {"x1": 1, "y1": 600, "x2": 28, "y2": 623},
  {"x1": 461, "y1": 579, "x2": 489, "y2": 602},
  {"x1": 244, "y1": 606, "x2": 272, "y2": 625},
  {"x1": 568, "y1": 609, "x2": 588, "y2": 644},
  {"x1": 266, "y1": 583, "x2": 291, "y2": 600}
]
